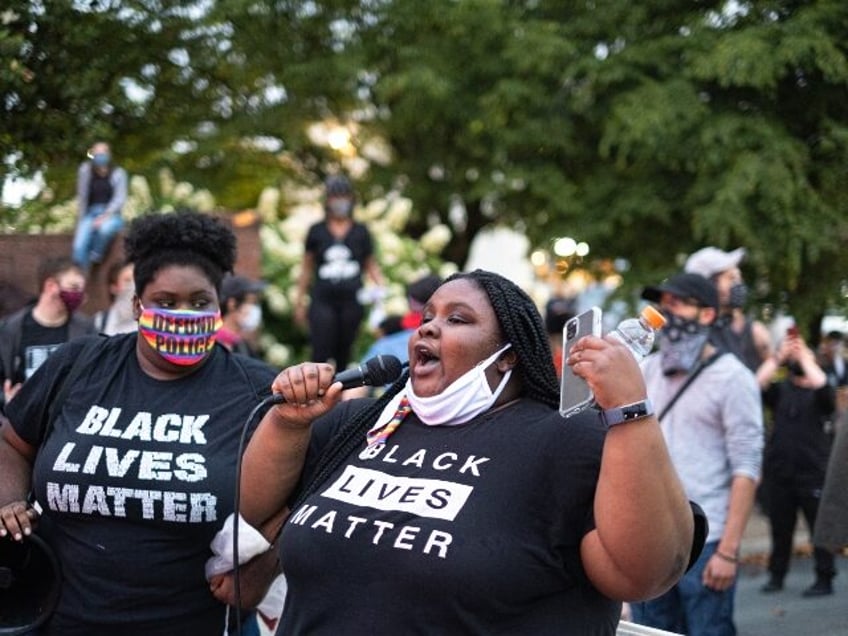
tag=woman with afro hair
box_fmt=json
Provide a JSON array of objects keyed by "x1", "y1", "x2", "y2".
[{"x1": 0, "y1": 210, "x2": 281, "y2": 635}]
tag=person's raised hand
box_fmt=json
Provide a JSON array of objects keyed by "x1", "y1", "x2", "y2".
[
  {"x1": 268, "y1": 362, "x2": 344, "y2": 429},
  {"x1": 567, "y1": 335, "x2": 648, "y2": 410}
]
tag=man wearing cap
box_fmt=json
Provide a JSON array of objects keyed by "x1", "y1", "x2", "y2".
[
  {"x1": 631, "y1": 272, "x2": 763, "y2": 636},
  {"x1": 685, "y1": 246, "x2": 773, "y2": 372},
  {"x1": 218, "y1": 274, "x2": 267, "y2": 359}
]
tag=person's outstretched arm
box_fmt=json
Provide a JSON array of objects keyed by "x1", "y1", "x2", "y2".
[
  {"x1": 239, "y1": 362, "x2": 344, "y2": 533},
  {"x1": 568, "y1": 335, "x2": 694, "y2": 601}
]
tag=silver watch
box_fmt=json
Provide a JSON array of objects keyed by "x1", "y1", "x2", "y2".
[{"x1": 601, "y1": 398, "x2": 654, "y2": 428}]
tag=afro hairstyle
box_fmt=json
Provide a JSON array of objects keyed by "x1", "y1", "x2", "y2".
[{"x1": 124, "y1": 210, "x2": 237, "y2": 298}]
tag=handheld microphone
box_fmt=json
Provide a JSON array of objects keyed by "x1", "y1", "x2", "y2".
[
  {"x1": 265, "y1": 354, "x2": 404, "y2": 405},
  {"x1": 230, "y1": 354, "x2": 403, "y2": 634}
]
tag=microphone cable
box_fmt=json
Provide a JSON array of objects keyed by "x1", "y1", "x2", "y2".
[
  {"x1": 227, "y1": 355, "x2": 403, "y2": 635},
  {"x1": 230, "y1": 393, "x2": 278, "y2": 636}
]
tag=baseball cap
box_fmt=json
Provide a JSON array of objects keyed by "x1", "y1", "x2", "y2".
[
  {"x1": 220, "y1": 274, "x2": 266, "y2": 303},
  {"x1": 641, "y1": 272, "x2": 719, "y2": 311},
  {"x1": 684, "y1": 247, "x2": 746, "y2": 279}
]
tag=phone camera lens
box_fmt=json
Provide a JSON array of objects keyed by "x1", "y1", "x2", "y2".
[{"x1": 567, "y1": 322, "x2": 576, "y2": 339}]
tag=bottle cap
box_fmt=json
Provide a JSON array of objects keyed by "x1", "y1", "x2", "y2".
[{"x1": 640, "y1": 305, "x2": 666, "y2": 330}]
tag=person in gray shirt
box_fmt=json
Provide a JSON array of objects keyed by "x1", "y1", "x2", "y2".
[{"x1": 631, "y1": 272, "x2": 763, "y2": 636}]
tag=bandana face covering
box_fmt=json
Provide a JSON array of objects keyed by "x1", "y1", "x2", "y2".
[
  {"x1": 659, "y1": 313, "x2": 710, "y2": 376},
  {"x1": 138, "y1": 305, "x2": 222, "y2": 366},
  {"x1": 406, "y1": 344, "x2": 512, "y2": 426}
]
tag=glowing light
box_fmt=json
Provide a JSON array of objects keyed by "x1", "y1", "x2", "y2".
[
  {"x1": 553, "y1": 237, "x2": 577, "y2": 257},
  {"x1": 327, "y1": 126, "x2": 351, "y2": 151},
  {"x1": 530, "y1": 250, "x2": 548, "y2": 267}
]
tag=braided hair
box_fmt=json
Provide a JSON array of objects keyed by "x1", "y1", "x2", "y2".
[
  {"x1": 291, "y1": 269, "x2": 559, "y2": 510},
  {"x1": 447, "y1": 269, "x2": 560, "y2": 409},
  {"x1": 124, "y1": 210, "x2": 237, "y2": 298}
]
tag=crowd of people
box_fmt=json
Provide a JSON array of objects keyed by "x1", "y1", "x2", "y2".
[{"x1": 0, "y1": 162, "x2": 846, "y2": 636}]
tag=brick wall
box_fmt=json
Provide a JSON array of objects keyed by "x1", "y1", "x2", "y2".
[{"x1": 0, "y1": 213, "x2": 263, "y2": 315}]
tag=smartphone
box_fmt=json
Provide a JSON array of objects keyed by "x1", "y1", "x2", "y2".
[
  {"x1": 786, "y1": 325, "x2": 799, "y2": 338},
  {"x1": 559, "y1": 306, "x2": 602, "y2": 418}
]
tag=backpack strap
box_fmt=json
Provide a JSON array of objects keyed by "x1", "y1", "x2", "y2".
[{"x1": 657, "y1": 352, "x2": 723, "y2": 422}]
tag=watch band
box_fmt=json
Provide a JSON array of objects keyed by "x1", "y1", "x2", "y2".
[{"x1": 601, "y1": 398, "x2": 654, "y2": 428}]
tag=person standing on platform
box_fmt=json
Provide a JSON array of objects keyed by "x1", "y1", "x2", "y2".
[
  {"x1": 72, "y1": 141, "x2": 127, "y2": 272},
  {"x1": 294, "y1": 174, "x2": 384, "y2": 371}
]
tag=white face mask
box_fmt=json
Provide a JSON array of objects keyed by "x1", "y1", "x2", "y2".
[
  {"x1": 406, "y1": 344, "x2": 512, "y2": 426},
  {"x1": 238, "y1": 304, "x2": 262, "y2": 332},
  {"x1": 113, "y1": 284, "x2": 136, "y2": 321}
]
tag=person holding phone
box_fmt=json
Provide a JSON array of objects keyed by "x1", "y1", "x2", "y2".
[
  {"x1": 631, "y1": 272, "x2": 763, "y2": 636},
  {"x1": 755, "y1": 329, "x2": 837, "y2": 596},
  {"x1": 220, "y1": 269, "x2": 702, "y2": 635},
  {"x1": 560, "y1": 307, "x2": 601, "y2": 417}
]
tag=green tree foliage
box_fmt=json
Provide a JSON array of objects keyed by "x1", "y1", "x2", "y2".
[
  {"x1": 3, "y1": 1, "x2": 848, "y2": 330},
  {"x1": 0, "y1": 0, "x2": 284, "y2": 210}
]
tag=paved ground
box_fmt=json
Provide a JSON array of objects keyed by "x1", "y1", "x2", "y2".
[{"x1": 734, "y1": 509, "x2": 847, "y2": 636}]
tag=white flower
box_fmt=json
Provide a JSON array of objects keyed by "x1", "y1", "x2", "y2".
[
  {"x1": 173, "y1": 181, "x2": 194, "y2": 202},
  {"x1": 383, "y1": 295, "x2": 410, "y2": 317},
  {"x1": 264, "y1": 285, "x2": 291, "y2": 316},
  {"x1": 420, "y1": 224, "x2": 452, "y2": 254},
  {"x1": 438, "y1": 262, "x2": 460, "y2": 279},
  {"x1": 264, "y1": 342, "x2": 292, "y2": 368},
  {"x1": 257, "y1": 187, "x2": 281, "y2": 221},
  {"x1": 129, "y1": 175, "x2": 153, "y2": 209},
  {"x1": 384, "y1": 197, "x2": 412, "y2": 232},
  {"x1": 374, "y1": 229, "x2": 404, "y2": 258},
  {"x1": 361, "y1": 198, "x2": 387, "y2": 222},
  {"x1": 189, "y1": 189, "x2": 216, "y2": 212},
  {"x1": 159, "y1": 168, "x2": 176, "y2": 198},
  {"x1": 360, "y1": 137, "x2": 394, "y2": 166}
]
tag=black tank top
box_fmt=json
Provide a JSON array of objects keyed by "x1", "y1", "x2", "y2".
[
  {"x1": 88, "y1": 170, "x2": 113, "y2": 205},
  {"x1": 710, "y1": 316, "x2": 761, "y2": 372}
]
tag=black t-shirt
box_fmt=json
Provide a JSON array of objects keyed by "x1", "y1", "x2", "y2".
[
  {"x1": 6, "y1": 334, "x2": 276, "y2": 635},
  {"x1": 277, "y1": 397, "x2": 618, "y2": 635},
  {"x1": 15, "y1": 310, "x2": 69, "y2": 384},
  {"x1": 305, "y1": 221, "x2": 373, "y2": 301},
  {"x1": 762, "y1": 380, "x2": 835, "y2": 488}
]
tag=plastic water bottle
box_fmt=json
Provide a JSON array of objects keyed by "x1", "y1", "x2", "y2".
[{"x1": 611, "y1": 305, "x2": 666, "y2": 361}]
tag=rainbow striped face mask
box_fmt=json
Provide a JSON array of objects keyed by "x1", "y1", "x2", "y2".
[{"x1": 138, "y1": 305, "x2": 222, "y2": 366}]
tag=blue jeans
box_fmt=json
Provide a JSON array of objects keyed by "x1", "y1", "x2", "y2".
[
  {"x1": 72, "y1": 204, "x2": 124, "y2": 269},
  {"x1": 631, "y1": 541, "x2": 737, "y2": 636}
]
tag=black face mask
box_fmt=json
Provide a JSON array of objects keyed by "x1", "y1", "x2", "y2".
[
  {"x1": 728, "y1": 282, "x2": 748, "y2": 309},
  {"x1": 659, "y1": 312, "x2": 711, "y2": 375}
]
